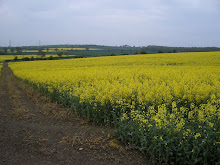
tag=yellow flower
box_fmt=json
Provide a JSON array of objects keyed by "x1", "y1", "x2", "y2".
[{"x1": 195, "y1": 133, "x2": 201, "y2": 139}]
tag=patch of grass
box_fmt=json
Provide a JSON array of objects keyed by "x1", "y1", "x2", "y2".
[
  {"x1": 59, "y1": 135, "x2": 84, "y2": 147},
  {"x1": 109, "y1": 139, "x2": 122, "y2": 150},
  {"x1": 11, "y1": 108, "x2": 34, "y2": 119}
]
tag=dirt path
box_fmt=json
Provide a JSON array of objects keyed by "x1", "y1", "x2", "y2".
[{"x1": 0, "y1": 63, "x2": 151, "y2": 165}]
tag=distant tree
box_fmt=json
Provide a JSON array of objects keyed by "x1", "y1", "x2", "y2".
[
  {"x1": 14, "y1": 56, "x2": 18, "y2": 61},
  {"x1": 15, "y1": 47, "x2": 22, "y2": 53},
  {"x1": 85, "y1": 47, "x2": 89, "y2": 51},
  {"x1": 22, "y1": 57, "x2": 30, "y2": 61},
  {"x1": 10, "y1": 48, "x2": 15, "y2": 53},
  {"x1": 38, "y1": 49, "x2": 46, "y2": 57},
  {"x1": 3, "y1": 48, "x2": 8, "y2": 54},
  {"x1": 55, "y1": 48, "x2": 58, "y2": 52},
  {"x1": 0, "y1": 49, "x2": 6, "y2": 55},
  {"x1": 140, "y1": 50, "x2": 147, "y2": 54},
  {"x1": 46, "y1": 48, "x2": 49, "y2": 52},
  {"x1": 140, "y1": 47, "x2": 147, "y2": 54},
  {"x1": 57, "y1": 51, "x2": 63, "y2": 57},
  {"x1": 158, "y1": 50, "x2": 164, "y2": 53},
  {"x1": 49, "y1": 56, "x2": 53, "y2": 60},
  {"x1": 173, "y1": 49, "x2": 177, "y2": 53}
]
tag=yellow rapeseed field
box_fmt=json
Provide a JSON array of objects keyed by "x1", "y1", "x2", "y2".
[
  {"x1": 9, "y1": 52, "x2": 220, "y2": 164},
  {"x1": 0, "y1": 54, "x2": 64, "y2": 62}
]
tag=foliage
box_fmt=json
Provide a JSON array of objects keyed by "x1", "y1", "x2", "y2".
[
  {"x1": 49, "y1": 56, "x2": 53, "y2": 60},
  {"x1": 63, "y1": 51, "x2": 69, "y2": 55},
  {"x1": 31, "y1": 56, "x2": 35, "y2": 61},
  {"x1": 142, "y1": 45, "x2": 220, "y2": 53},
  {"x1": 13, "y1": 56, "x2": 18, "y2": 61},
  {"x1": 0, "y1": 49, "x2": 7, "y2": 55},
  {"x1": 37, "y1": 49, "x2": 46, "y2": 57},
  {"x1": 15, "y1": 47, "x2": 22, "y2": 53},
  {"x1": 0, "y1": 63, "x2": 2, "y2": 76},
  {"x1": 3, "y1": 48, "x2": 8, "y2": 54},
  {"x1": 140, "y1": 50, "x2": 147, "y2": 54},
  {"x1": 10, "y1": 48, "x2": 15, "y2": 53},
  {"x1": 9, "y1": 52, "x2": 220, "y2": 164},
  {"x1": 6, "y1": 44, "x2": 220, "y2": 57},
  {"x1": 115, "y1": 103, "x2": 220, "y2": 164},
  {"x1": 21, "y1": 57, "x2": 30, "y2": 61},
  {"x1": 0, "y1": 55, "x2": 76, "y2": 62},
  {"x1": 57, "y1": 51, "x2": 63, "y2": 57}
]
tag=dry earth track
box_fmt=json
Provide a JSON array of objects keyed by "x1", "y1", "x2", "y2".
[{"x1": 0, "y1": 63, "x2": 151, "y2": 165}]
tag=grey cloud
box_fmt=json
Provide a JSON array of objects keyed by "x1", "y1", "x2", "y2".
[{"x1": 0, "y1": 0, "x2": 220, "y2": 47}]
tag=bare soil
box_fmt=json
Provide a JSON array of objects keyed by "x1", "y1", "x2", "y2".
[{"x1": 0, "y1": 63, "x2": 151, "y2": 165}]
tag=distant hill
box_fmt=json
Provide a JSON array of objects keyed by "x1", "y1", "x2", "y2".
[
  {"x1": 1, "y1": 44, "x2": 220, "y2": 56},
  {"x1": 141, "y1": 45, "x2": 220, "y2": 53}
]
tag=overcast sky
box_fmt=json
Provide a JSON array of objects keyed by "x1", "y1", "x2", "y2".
[{"x1": 0, "y1": 0, "x2": 220, "y2": 47}]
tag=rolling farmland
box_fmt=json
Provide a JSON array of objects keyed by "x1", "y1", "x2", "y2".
[{"x1": 9, "y1": 52, "x2": 220, "y2": 164}]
